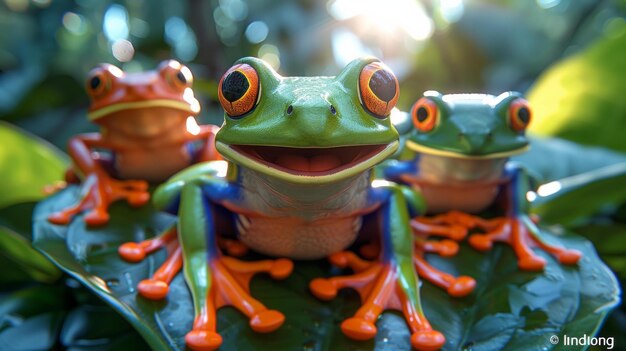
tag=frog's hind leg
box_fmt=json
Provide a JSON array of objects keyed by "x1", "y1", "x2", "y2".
[
  {"x1": 469, "y1": 217, "x2": 581, "y2": 271},
  {"x1": 310, "y1": 255, "x2": 445, "y2": 350},
  {"x1": 178, "y1": 184, "x2": 293, "y2": 351},
  {"x1": 118, "y1": 225, "x2": 182, "y2": 299},
  {"x1": 414, "y1": 237, "x2": 476, "y2": 298}
]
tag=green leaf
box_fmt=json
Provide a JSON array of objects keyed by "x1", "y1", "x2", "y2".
[
  {"x1": 527, "y1": 23, "x2": 626, "y2": 153},
  {"x1": 0, "y1": 285, "x2": 66, "y2": 351},
  {"x1": 33, "y1": 188, "x2": 620, "y2": 351},
  {"x1": 0, "y1": 225, "x2": 61, "y2": 284},
  {"x1": 0, "y1": 122, "x2": 68, "y2": 209}
]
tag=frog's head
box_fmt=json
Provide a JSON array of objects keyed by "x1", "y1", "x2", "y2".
[
  {"x1": 85, "y1": 60, "x2": 200, "y2": 137},
  {"x1": 215, "y1": 57, "x2": 400, "y2": 184},
  {"x1": 406, "y1": 91, "x2": 531, "y2": 159}
]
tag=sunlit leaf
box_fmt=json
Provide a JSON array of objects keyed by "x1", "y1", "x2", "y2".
[
  {"x1": 0, "y1": 122, "x2": 68, "y2": 209},
  {"x1": 33, "y1": 188, "x2": 619, "y2": 351},
  {"x1": 528, "y1": 24, "x2": 626, "y2": 153}
]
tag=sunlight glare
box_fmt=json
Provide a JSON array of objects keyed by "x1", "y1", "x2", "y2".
[
  {"x1": 328, "y1": 0, "x2": 433, "y2": 41},
  {"x1": 186, "y1": 116, "x2": 201, "y2": 136}
]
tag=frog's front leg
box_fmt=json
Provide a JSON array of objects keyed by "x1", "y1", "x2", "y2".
[
  {"x1": 310, "y1": 185, "x2": 444, "y2": 351},
  {"x1": 48, "y1": 134, "x2": 150, "y2": 226},
  {"x1": 468, "y1": 164, "x2": 582, "y2": 270}
]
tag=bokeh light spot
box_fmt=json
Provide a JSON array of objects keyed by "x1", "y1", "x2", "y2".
[{"x1": 245, "y1": 21, "x2": 269, "y2": 44}]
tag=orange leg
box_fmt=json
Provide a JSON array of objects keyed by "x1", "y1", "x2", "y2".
[
  {"x1": 414, "y1": 238, "x2": 476, "y2": 298},
  {"x1": 468, "y1": 217, "x2": 582, "y2": 271},
  {"x1": 48, "y1": 171, "x2": 149, "y2": 227},
  {"x1": 138, "y1": 245, "x2": 184, "y2": 299},
  {"x1": 185, "y1": 257, "x2": 293, "y2": 351},
  {"x1": 118, "y1": 226, "x2": 178, "y2": 262},
  {"x1": 310, "y1": 258, "x2": 445, "y2": 350}
]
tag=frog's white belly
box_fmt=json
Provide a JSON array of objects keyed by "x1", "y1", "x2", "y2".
[{"x1": 236, "y1": 214, "x2": 362, "y2": 260}]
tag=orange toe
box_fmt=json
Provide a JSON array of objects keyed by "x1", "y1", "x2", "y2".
[
  {"x1": 185, "y1": 329, "x2": 223, "y2": 351},
  {"x1": 309, "y1": 278, "x2": 337, "y2": 301},
  {"x1": 447, "y1": 276, "x2": 476, "y2": 298},
  {"x1": 341, "y1": 317, "x2": 377, "y2": 341},
  {"x1": 557, "y1": 250, "x2": 582, "y2": 265},
  {"x1": 249, "y1": 310, "x2": 285, "y2": 333},
  {"x1": 118, "y1": 242, "x2": 146, "y2": 262},
  {"x1": 411, "y1": 330, "x2": 446, "y2": 351},
  {"x1": 518, "y1": 256, "x2": 546, "y2": 271},
  {"x1": 84, "y1": 210, "x2": 109, "y2": 227},
  {"x1": 138, "y1": 279, "x2": 169, "y2": 300},
  {"x1": 269, "y1": 258, "x2": 294, "y2": 280},
  {"x1": 48, "y1": 212, "x2": 71, "y2": 225},
  {"x1": 127, "y1": 192, "x2": 150, "y2": 207},
  {"x1": 468, "y1": 235, "x2": 493, "y2": 251}
]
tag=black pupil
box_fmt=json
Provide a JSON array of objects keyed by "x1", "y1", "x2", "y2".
[
  {"x1": 90, "y1": 76, "x2": 101, "y2": 90},
  {"x1": 176, "y1": 71, "x2": 187, "y2": 84},
  {"x1": 368, "y1": 70, "x2": 396, "y2": 102},
  {"x1": 222, "y1": 71, "x2": 249, "y2": 102},
  {"x1": 416, "y1": 107, "x2": 429, "y2": 122},
  {"x1": 517, "y1": 107, "x2": 530, "y2": 124}
]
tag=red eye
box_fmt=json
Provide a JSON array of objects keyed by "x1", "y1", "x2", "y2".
[
  {"x1": 411, "y1": 97, "x2": 438, "y2": 132},
  {"x1": 509, "y1": 98, "x2": 531, "y2": 132},
  {"x1": 86, "y1": 64, "x2": 120, "y2": 98},
  {"x1": 218, "y1": 63, "x2": 259, "y2": 117},
  {"x1": 358, "y1": 62, "x2": 399, "y2": 118},
  {"x1": 159, "y1": 60, "x2": 193, "y2": 92}
]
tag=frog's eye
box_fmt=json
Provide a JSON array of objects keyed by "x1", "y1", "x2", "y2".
[
  {"x1": 218, "y1": 63, "x2": 259, "y2": 117},
  {"x1": 85, "y1": 64, "x2": 121, "y2": 98},
  {"x1": 358, "y1": 62, "x2": 399, "y2": 118},
  {"x1": 411, "y1": 97, "x2": 438, "y2": 132},
  {"x1": 159, "y1": 60, "x2": 193, "y2": 91},
  {"x1": 508, "y1": 98, "x2": 531, "y2": 132}
]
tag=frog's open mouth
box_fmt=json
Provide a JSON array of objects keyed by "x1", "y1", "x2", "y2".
[{"x1": 216, "y1": 141, "x2": 398, "y2": 183}]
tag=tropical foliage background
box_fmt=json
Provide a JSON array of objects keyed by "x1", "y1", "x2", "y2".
[{"x1": 1, "y1": 0, "x2": 625, "y2": 350}]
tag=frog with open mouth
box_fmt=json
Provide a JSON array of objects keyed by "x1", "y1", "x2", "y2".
[{"x1": 119, "y1": 57, "x2": 447, "y2": 351}]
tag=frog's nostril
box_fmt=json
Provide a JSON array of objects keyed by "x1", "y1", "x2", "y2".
[
  {"x1": 286, "y1": 105, "x2": 294, "y2": 115},
  {"x1": 329, "y1": 105, "x2": 337, "y2": 115}
]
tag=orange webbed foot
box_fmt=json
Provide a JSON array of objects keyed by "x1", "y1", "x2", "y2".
[
  {"x1": 310, "y1": 252, "x2": 445, "y2": 351},
  {"x1": 47, "y1": 172, "x2": 150, "y2": 227},
  {"x1": 185, "y1": 256, "x2": 294, "y2": 351},
  {"x1": 468, "y1": 217, "x2": 582, "y2": 271},
  {"x1": 414, "y1": 238, "x2": 476, "y2": 298}
]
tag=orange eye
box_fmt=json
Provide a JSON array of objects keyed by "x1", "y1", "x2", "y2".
[
  {"x1": 159, "y1": 60, "x2": 193, "y2": 92},
  {"x1": 509, "y1": 98, "x2": 531, "y2": 132},
  {"x1": 218, "y1": 64, "x2": 259, "y2": 118},
  {"x1": 411, "y1": 98, "x2": 438, "y2": 132},
  {"x1": 85, "y1": 64, "x2": 120, "y2": 98},
  {"x1": 358, "y1": 62, "x2": 399, "y2": 118}
]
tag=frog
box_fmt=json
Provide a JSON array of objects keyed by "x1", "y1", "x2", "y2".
[
  {"x1": 118, "y1": 57, "x2": 448, "y2": 351},
  {"x1": 383, "y1": 91, "x2": 582, "y2": 271},
  {"x1": 47, "y1": 60, "x2": 220, "y2": 227}
]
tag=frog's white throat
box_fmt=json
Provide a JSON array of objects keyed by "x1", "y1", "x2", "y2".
[{"x1": 216, "y1": 140, "x2": 398, "y2": 184}]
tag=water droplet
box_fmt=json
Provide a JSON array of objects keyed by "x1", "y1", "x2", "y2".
[
  {"x1": 382, "y1": 337, "x2": 389, "y2": 343},
  {"x1": 106, "y1": 278, "x2": 120, "y2": 287}
]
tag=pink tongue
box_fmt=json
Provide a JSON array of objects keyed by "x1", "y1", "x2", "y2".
[{"x1": 274, "y1": 154, "x2": 342, "y2": 172}]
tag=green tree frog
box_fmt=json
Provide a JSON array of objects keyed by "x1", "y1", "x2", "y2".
[
  {"x1": 384, "y1": 91, "x2": 582, "y2": 271},
  {"x1": 119, "y1": 57, "x2": 447, "y2": 351}
]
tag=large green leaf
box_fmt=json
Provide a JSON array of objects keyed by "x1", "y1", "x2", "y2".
[
  {"x1": 33, "y1": 188, "x2": 619, "y2": 351},
  {"x1": 0, "y1": 122, "x2": 68, "y2": 209},
  {"x1": 527, "y1": 23, "x2": 626, "y2": 153}
]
